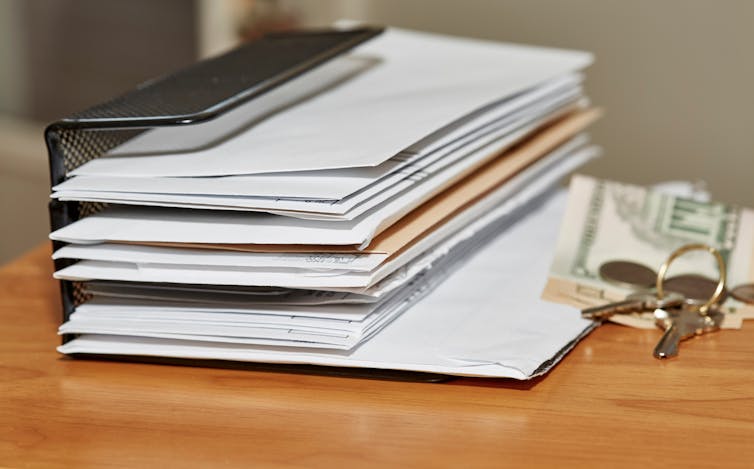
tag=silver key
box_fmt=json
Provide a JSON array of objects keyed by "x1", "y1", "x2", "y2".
[
  {"x1": 653, "y1": 304, "x2": 724, "y2": 359},
  {"x1": 581, "y1": 291, "x2": 685, "y2": 321}
]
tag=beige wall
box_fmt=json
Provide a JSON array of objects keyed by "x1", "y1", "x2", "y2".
[
  {"x1": 0, "y1": 0, "x2": 196, "y2": 264},
  {"x1": 1, "y1": 0, "x2": 752, "y2": 264},
  {"x1": 288, "y1": 0, "x2": 754, "y2": 206},
  {"x1": 0, "y1": 117, "x2": 49, "y2": 264}
]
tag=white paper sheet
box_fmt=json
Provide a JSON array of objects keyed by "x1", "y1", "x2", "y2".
[
  {"x1": 51, "y1": 104, "x2": 550, "y2": 215},
  {"x1": 53, "y1": 96, "x2": 578, "y2": 216},
  {"x1": 54, "y1": 244, "x2": 388, "y2": 272},
  {"x1": 72, "y1": 300, "x2": 373, "y2": 330},
  {"x1": 54, "y1": 91, "x2": 582, "y2": 219},
  {"x1": 55, "y1": 75, "x2": 582, "y2": 201},
  {"x1": 60, "y1": 300, "x2": 405, "y2": 349},
  {"x1": 59, "y1": 191, "x2": 595, "y2": 379},
  {"x1": 69, "y1": 28, "x2": 591, "y2": 178},
  {"x1": 50, "y1": 109, "x2": 584, "y2": 248},
  {"x1": 349, "y1": 143, "x2": 598, "y2": 300},
  {"x1": 53, "y1": 142, "x2": 596, "y2": 288},
  {"x1": 60, "y1": 253, "x2": 437, "y2": 349},
  {"x1": 359, "y1": 143, "x2": 598, "y2": 293},
  {"x1": 84, "y1": 282, "x2": 380, "y2": 306}
]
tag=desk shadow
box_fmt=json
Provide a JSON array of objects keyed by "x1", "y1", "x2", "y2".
[
  {"x1": 447, "y1": 375, "x2": 544, "y2": 391},
  {"x1": 64, "y1": 354, "x2": 549, "y2": 391},
  {"x1": 66, "y1": 354, "x2": 450, "y2": 382}
]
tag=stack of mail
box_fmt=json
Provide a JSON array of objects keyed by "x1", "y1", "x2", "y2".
[{"x1": 51, "y1": 27, "x2": 600, "y2": 379}]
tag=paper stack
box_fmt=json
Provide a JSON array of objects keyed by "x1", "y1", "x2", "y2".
[{"x1": 50, "y1": 27, "x2": 600, "y2": 379}]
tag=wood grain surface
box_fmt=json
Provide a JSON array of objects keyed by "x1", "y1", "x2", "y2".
[{"x1": 1, "y1": 245, "x2": 753, "y2": 468}]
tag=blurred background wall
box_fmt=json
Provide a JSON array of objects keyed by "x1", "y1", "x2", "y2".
[{"x1": 0, "y1": 0, "x2": 752, "y2": 263}]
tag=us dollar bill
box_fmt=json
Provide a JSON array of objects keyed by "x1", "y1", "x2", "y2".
[{"x1": 543, "y1": 175, "x2": 754, "y2": 328}]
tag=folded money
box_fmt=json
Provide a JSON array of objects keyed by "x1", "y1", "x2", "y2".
[{"x1": 543, "y1": 174, "x2": 754, "y2": 328}]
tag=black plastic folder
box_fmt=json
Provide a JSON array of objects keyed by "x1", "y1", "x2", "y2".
[{"x1": 44, "y1": 26, "x2": 449, "y2": 380}]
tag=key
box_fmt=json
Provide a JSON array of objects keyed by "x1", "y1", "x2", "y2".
[
  {"x1": 581, "y1": 291, "x2": 685, "y2": 321},
  {"x1": 653, "y1": 304, "x2": 725, "y2": 359}
]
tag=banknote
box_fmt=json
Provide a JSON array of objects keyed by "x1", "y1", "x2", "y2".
[{"x1": 543, "y1": 175, "x2": 754, "y2": 329}]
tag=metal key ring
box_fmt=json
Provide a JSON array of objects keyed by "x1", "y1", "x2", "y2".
[{"x1": 655, "y1": 243, "x2": 727, "y2": 315}]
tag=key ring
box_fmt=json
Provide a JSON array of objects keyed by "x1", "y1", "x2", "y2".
[{"x1": 655, "y1": 243, "x2": 727, "y2": 315}]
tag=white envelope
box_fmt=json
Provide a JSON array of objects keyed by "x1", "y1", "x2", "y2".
[
  {"x1": 69, "y1": 28, "x2": 591, "y2": 177},
  {"x1": 55, "y1": 75, "x2": 582, "y2": 201},
  {"x1": 58, "y1": 191, "x2": 595, "y2": 379},
  {"x1": 83, "y1": 282, "x2": 380, "y2": 306},
  {"x1": 54, "y1": 86, "x2": 582, "y2": 218},
  {"x1": 54, "y1": 244, "x2": 389, "y2": 272},
  {"x1": 60, "y1": 261, "x2": 428, "y2": 349},
  {"x1": 53, "y1": 141, "x2": 597, "y2": 290},
  {"x1": 50, "y1": 108, "x2": 596, "y2": 249}
]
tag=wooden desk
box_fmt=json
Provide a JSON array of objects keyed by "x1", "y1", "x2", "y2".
[{"x1": 2, "y1": 245, "x2": 753, "y2": 468}]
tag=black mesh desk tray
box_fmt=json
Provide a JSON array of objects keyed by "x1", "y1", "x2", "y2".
[{"x1": 45, "y1": 26, "x2": 451, "y2": 381}]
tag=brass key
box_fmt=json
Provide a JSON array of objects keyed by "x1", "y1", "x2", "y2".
[
  {"x1": 653, "y1": 303, "x2": 725, "y2": 359},
  {"x1": 581, "y1": 291, "x2": 685, "y2": 321}
]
